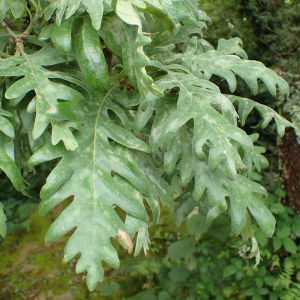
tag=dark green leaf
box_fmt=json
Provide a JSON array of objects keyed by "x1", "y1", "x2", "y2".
[
  {"x1": 51, "y1": 19, "x2": 73, "y2": 53},
  {"x1": 283, "y1": 238, "x2": 297, "y2": 254},
  {"x1": 99, "y1": 283, "x2": 120, "y2": 296},
  {"x1": 276, "y1": 226, "x2": 291, "y2": 239},
  {"x1": 223, "y1": 265, "x2": 237, "y2": 278},
  {"x1": 168, "y1": 239, "x2": 194, "y2": 261},
  {"x1": 75, "y1": 18, "x2": 110, "y2": 93},
  {"x1": 272, "y1": 236, "x2": 282, "y2": 251},
  {"x1": 0, "y1": 148, "x2": 23, "y2": 191},
  {"x1": 186, "y1": 214, "x2": 211, "y2": 235},
  {"x1": 169, "y1": 266, "x2": 189, "y2": 282}
]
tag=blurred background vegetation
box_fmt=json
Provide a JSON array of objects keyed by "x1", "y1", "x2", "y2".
[{"x1": 1, "y1": 0, "x2": 300, "y2": 299}]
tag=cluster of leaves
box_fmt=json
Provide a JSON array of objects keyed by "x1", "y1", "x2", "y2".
[
  {"x1": 113, "y1": 186, "x2": 300, "y2": 300},
  {"x1": 0, "y1": 0, "x2": 292, "y2": 290},
  {"x1": 0, "y1": 160, "x2": 53, "y2": 239}
]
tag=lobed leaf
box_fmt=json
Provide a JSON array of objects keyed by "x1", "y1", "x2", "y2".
[
  {"x1": 217, "y1": 38, "x2": 248, "y2": 59},
  {"x1": 0, "y1": 45, "x2": 83, "y2": 150},
  {"x1": 28, "y1": 89, "x2": 169, "y2": 290},
  {"x1": 243, "y1": 134, "x2": 269, "y2": 174},
  {"x1": 154, "y1": 71, "x2": 252, "y2": 180},
  {"x1": 227, "y1": 95, "x2": 292, "y2": 137},
  {"x1": 0, "y1": 0, "x2": 291, "y2": 289},
  {"x1": 164, "y1": 36, "x2": 289, "y2": 96},
  {"x1": 228, "y1": 175, "x2": 275, "y2": 237}
]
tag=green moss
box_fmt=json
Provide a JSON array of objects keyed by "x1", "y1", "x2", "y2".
[
  {"x1": 0, "y1": 204, "x2": 86, "y2": 299},
  {"x1": 0, "y1": 201, "x2": 186, "y2": 299}
]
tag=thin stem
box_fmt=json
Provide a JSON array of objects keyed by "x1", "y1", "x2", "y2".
[
  {"x1": 0, "y1": 51, "x2": 11, "y2": 58},
  {"x1": 0, "y1": 77, "x2": 7, "y2": 86},
  {"x1": 0, "y1": 20, "x2": 18, "y2": 39},
  {"x1": 22, "y1": 0, "x2": 41, "y2": 37},
  {"x1": 29, "y1": 0, "x2": 38, "y2": 10},
  {"x1": 26, "y1": 7, "x2": 33, "y2": 24}
]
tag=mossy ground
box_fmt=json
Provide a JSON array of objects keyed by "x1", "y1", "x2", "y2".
[
  {"x1": 0, "y1": 201, "x2": 178, "y2": 300},
  {"x1": 0, "y1": 201, "x2": 125, "y2": 300}
]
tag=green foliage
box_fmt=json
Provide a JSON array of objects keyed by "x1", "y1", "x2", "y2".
[
  {"x1": 0, "y1": 0, "x2": 291, "y2": 290},
  {"x1": 282, "y1": 77, "x2": 300, "y2": 137},
  {"x1": 120, "y1": 186, "x2": 300, "y2": 300},
  {"x1": 239, "y1": 0, "x2": 300, "y2": 71}
]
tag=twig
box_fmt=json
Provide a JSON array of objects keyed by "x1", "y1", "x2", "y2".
[
  {"x1": 0, "y1": 21, "x2": 24, "y2": 56},
  {"x1": 15, "y1": 39, "x2": 24, "y2": 56},
  {"x1": 0, "y1": 0, "x2": 42, "y2": 56},
  {"x1": 0, "y1": 20, "x2": 18, "y2": 39}
]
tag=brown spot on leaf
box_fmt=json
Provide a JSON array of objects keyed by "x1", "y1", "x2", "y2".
[{"x1": 47, "y1": 107, "x2": 57, "y2": 113}]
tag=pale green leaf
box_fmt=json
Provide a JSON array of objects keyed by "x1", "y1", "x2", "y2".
[
  {"x1": 155, "y1": 71, "x2": 252, "y2": 180},
  {"x1": 174, "y1": 184, "x2": 197, "y2": 226},
  {"x1": 217, "y1": 38, "x2": 248, "y2": 59},
  {"x1": 160, "y1": 0, "x2": 200, "y2": 27},
  {"x1": 121, "y1": 24, "x2": 163, "y2": 97},
  {"x1": 0, "y1": 0, "x2": 27, "y2": 21},
  {"x1": 0, "y1": 45, "x2": 83, "y2": 149},
  {"x1": 243, "y1": 134, "x2": 269, "y2": 174},
  {"x1": 99, "y1": 15, "x2": 124, "y2": 56},
  {"x1": 115, "y1": 0, "x2": 142, "y2": 29},
  {"x1": 165, "y1": 38, "x2": 289, "y2": 96},
  {"x1": 227, "y1": 95, "x2": 292, "y2": 136},
  {"x1": 29, "y1": 91, "x2": 157, "y2": 291},
  {"x1": 44, "y1": 0, "x2": 106, "y2": 30},
  {"x1": 228, "y1": 175, "x2": 275, "y2": 237},
  {"x1": 116, "y1": 146, "x2": 173, "y2": 255}
]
